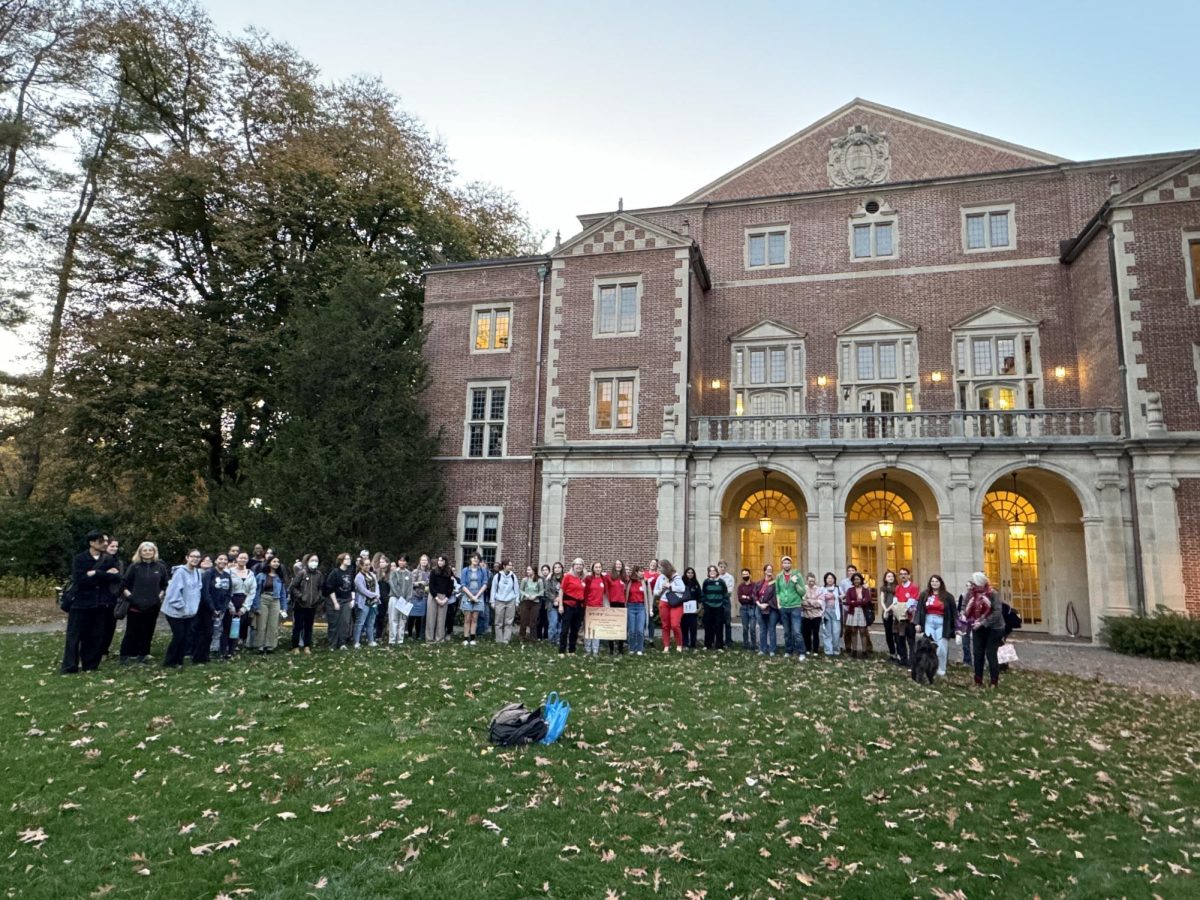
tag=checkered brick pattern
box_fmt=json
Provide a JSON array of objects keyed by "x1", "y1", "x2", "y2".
[
  {"x1": 1132, "y1": 171, "x2": 1200, "y2": 205},
  {"x1": 570, "y1": 218, "x2": 682, "y2": 255}
]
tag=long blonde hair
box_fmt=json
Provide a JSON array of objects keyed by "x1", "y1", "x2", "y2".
[{"x1": 133, "y1": 541, "x2": 159, "y2": 563}]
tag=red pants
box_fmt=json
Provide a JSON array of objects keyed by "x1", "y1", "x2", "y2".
[{"x1": 659, "y1": 602, "x2": 683, "y2": 649}]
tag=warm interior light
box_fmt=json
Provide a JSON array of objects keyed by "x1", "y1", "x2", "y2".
[
  {"x1": 759, "y1": 517, "x2": 772, "y2": 534},
  {"x1": 1054, "y1": 365, "x2": 1066, "y2": 380},
  {"x1": 931, "y1": 370, "x2": 942, "y2": 382},
  {"x1": 816, "y1": 374, "x2": 828, "y2": 387},
  {"x1": 710, "y1": 378, "x2": 722, "y2": 390},
  {"x1": 1009, "y1": 521, "x2": 1027, "y2": 540},
  {"x1": 878, "y1": 518, "x2": 895, "y2": 538}
]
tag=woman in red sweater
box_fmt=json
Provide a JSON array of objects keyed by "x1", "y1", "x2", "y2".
[
  {"x1": 582, "y1": 562, "x2": 607, "y2": 657},
  {"x1": 627, "y1": 565, "x2": 647, "y2": 655},
  {"x1": 556, "y1": 558, "x2": 586, "y2": 656},
  {"x1": 605, "y1": 559, "x2": 629, "y2": 655}
]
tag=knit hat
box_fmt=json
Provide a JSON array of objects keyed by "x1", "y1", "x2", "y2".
[{"x1": 971, "y1": 571, "x2": 989, "y2": 587}]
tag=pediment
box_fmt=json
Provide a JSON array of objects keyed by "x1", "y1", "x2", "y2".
[
  {"x1": 838, "y1": 312, "x2": 917, "y2": 336},
  {"x1": 1111, "y1": 153, "x2": 1200, "y2": 207},
  {"x1": 729, "y1": 319, "x2": 806, "y2": 342},
  {"x1": 552, "y1": 211, "x2": 690, "y2": 258},
  {"x1": 951, "y1": 305, "x2": 1039, "y2": 331}
]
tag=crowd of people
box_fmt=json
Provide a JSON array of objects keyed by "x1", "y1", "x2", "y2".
[{"x1": 58, "y1": 530, "x2": 1016, "y2": 687}]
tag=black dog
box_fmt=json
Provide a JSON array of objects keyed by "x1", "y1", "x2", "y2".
[{"x1": 911, "y1": 636, "x2": 938, "y2": 684}]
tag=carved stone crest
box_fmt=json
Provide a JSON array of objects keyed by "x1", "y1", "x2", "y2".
[{"x1": 827, "y1": 125, "x2": 891, "y2": 188}]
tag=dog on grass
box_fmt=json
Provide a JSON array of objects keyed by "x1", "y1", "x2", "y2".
[{"x1": 911, "y1": 636, "x2": 939, "y2": 684}]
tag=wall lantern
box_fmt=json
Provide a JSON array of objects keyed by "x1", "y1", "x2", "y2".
[
  {"x1": 877, "y1": 471, "x2": 895, "y2": 539},
  {"x1": 757, "y1": 468, "x2": 773, "y2": 534},
  {"x1": 710, "y1": 378, "x2": 722, "y2": 390},
  {"x1": 1008, "y1": 472, "x2": 1027, "y2": 540},
  {"x1": 1054, "y1": 365, "x2": 1067, "y2": 380},
  {"x1": 931, "y1": 370, "x2": 943, "y2": 383},
  {"x1": 816, "y1": 374, "x2": 828, "y2": 387}
]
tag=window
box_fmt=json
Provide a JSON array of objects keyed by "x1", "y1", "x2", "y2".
[
  {"x1": 464, "y1": 383, "x2": 507, "y2": 457},
  {"x1": 460, "y1": 508, "x2": 500, "y2": 568},
  {"x1": 472, "y1": 306, "x2": 511, "y2": 352},
  {"x1": 746, "y1": 225, "x2": 790, "y2": 269},
  {"x1": 730, "y1": 326, "x2": 806, "y2": 417},
  {"x1": 836, "y1": 315, "x2": 919, "y2": 415},
  {"x1": 594, "y1": 277, "x2": 641, "y2": 337},
  {"x1": 1185, "y1": 232, "x2": 1200, "y2": 305},
  {"x1": 591, "y1": 371, "x2": 638, "y2": 432},
  {"x1": 848, "y1": 199, "x2": 898, "y2": 261},
  {"x1": 951, "y1": 312, "x2": 1042, "y2": 412},
  {"x1": 962, "y1": 204, "x2": 1015, "y2": 252}
]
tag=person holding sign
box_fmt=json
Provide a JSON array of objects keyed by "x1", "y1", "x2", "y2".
[
  {"x1": 582, "y1": 563, "x2": 606, "y2": 657},
  {"x1": 605, "y1": 560, "x2": 629, "y2": 655}
]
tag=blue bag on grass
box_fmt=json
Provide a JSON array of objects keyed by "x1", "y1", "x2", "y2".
[
  {"x1": 229, "y1": 617, "x2": 241, "y2": 640},
  {"x1": 540, "y1": 691, "x2": 570, "y2": 745}
]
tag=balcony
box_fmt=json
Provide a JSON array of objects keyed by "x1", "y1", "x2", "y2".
[{"x1": 692, "y1": 408, "x2": 1124, "y2": 445}]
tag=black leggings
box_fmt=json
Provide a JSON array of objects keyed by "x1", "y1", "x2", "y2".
[
  {"x1": 291, "y1": 605, "x2": 316, "y2": 648},
  {"x1": 702, "y1": 606, "x2": 725, "y2": 649},
  {"x1": 973, "y1": 627, "x2": 1004, "y2": 684},
  {"x1": 120, "y1": 606, "x2": 159, "y2": 659},
  {"x1": 801, "y1": 616, "x2": 821, "y2": 655},
  {"x1": 558, "y1": 604, "x2": 584, "y2": 653},
  {"x1": 682, "y1": 612, "x2": 698, "y2": 648}
]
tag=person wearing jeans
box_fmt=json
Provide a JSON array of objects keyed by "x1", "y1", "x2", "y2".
[
  {"x1": 352, "y1": 559, "x2": 380, "y2": 648},
  {"x1": 819, "y1": 572, "x2": 842, "y2": 657},
  {"x1": 736, "y1": 568, "x2": 758, "y2": 650},
  {"x1": 543, "y1": 563, "x2": 562, "y2": 644},
  {"x1": 755, "y1": 564, "x2": 779, "y2": 655},
  {"x1": 626, "y1": 566, "x2": 647, "y2": 654},
  {"x1": 774, "y1": 556, "x2": 805, "y2": 659},
  {"x1": 915, "y1": 574, "x2": 955, "y2": 676}
]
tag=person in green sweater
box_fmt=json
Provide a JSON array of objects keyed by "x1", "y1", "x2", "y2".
[
  {"x1": 701, "y1": 565, "x2": 728, "y2": 650},
  {"x1": 774, "y1": 556, "x2": 806, "y2": 661}
]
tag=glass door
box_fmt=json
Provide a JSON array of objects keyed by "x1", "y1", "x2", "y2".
[{"x1": 983, "y1": 527, "x2": 1043, "y2": 627}]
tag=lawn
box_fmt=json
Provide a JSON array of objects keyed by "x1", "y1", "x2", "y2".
[{"x1": 1, "y1": 634, "x2": 1198, "y2": 900}]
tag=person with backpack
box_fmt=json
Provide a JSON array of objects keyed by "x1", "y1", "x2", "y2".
[
  {"x1": 490, "y1": 559, "x2": 520, "y2": 644},
  {"x1": 324, "y1": 553, "x2": 355, "y2": 650},
  {"x1": 288, "y1": 554, "x2": 324, "y2": 653},
  {"x1": 61, "y1": 530, "x2": 122, "y2": 674},
  {"x1": 118, "y1": 541, "x2": 169, "y2": 664},
  {"x1": 162, "y1": 549, "x2": 203, "y2": 668}
]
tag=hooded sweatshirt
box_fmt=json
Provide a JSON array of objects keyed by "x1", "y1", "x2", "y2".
[{"x1": 164, "y1": 565, "x2": 202, "y2": 619}]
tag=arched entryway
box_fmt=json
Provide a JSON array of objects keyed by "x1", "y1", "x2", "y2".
[
  {"x1": 979, "y1": 469, "x2": 1087, "y2": 634},
  {"x1": 720, "y1": 470, "x2": 808, "y2": 578},
  {"x1": 844, "y1": 470, "x2": 941, "y2": 588}
]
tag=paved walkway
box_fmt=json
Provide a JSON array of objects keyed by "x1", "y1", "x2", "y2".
[{"x1": 5, "y1": 619, "x2": 1197, "y2": 700}]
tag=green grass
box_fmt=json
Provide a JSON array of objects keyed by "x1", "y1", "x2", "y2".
[{"x1": 1, "y1": 634, "x2": 1198, "y2": 899}]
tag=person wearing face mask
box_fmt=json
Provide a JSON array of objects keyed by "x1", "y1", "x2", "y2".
[
  {"x1": 288, "y1": 554, "x2": 324, "y2": 654},
  {"x1": 197, "y1": 554, "x2": 233, "y2": 664},
  {"x1": 118, "y1": 541, "x2": 169, "y2": 665},
  {"x1": 736, "y1": 568, "x2": 757, "y2": 651},
  {"x1": 162, "y1": 549, "x2": 203, "y2": 668}
]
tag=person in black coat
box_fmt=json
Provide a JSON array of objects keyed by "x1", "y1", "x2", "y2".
[
  {"x1": 118, "y1": 542, "x2": 169, "y2": 663},
  {"x1": 61, "y1": 530, "x2": 122, "y2": 674},
  {"x1": 100, "y1": 537, "x2": 124, "y2": 658}
]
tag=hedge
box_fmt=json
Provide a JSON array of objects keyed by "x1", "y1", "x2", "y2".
[
  {"x1": 1100, "y1": 609, "x2": 1200, "y2": 663},
  {"x1": 0, "y1": 575, "x2": 62, "y2": 600}
]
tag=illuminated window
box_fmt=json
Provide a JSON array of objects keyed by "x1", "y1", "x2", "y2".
[
  {"x1": 592, "y1": 371, "x2": 638, "y2": 432},
  {"x1": 472, "y1": 307, "x2": 512, "y2": 352}
]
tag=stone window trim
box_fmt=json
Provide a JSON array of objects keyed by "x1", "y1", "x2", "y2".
[
  {"x1": 743, "y1": 223, "x2": 791, "y2": 270},
  {"x1": 951, "y1": 327, "x2": 1043, "y2": 411},
  {"x1": 848, "y1": 198, "x2": 899, "y2": 262},
  {"x1": 462, "y1": 380, "x2": 509, "y2": 459},
  {"x1": 589, "y1": 369, "x2": 640, "y2": 434},
  {"x1": 961, "y1": 203, "x2": 1016, "y2": 254},
  {"x1": 837, "y1": 333, "x2": 919, "y2": 413},
  {"x1": 1183, "y1": 229, "x2": 1200, "y2": 305},
  {"x1": 459, "y1": 506, "x2": 502, "y2": 569},
  {"x1": 470, "y1": 303, "x2": 513, "y2": 354},
  {"x1": 592, "y1": 274, "x2": 642, "y2": 339},
  {"x1": 730, "y1": 335, "x2": 806, "y2": 416}
]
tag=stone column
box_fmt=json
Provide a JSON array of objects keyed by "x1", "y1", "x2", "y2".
[
  {"x1": 942, "y1": 451, "x2": 977, "y2": 593},
  {"x1": 1133, "y1": 452, "x2": 1186, "y2": 613},
  {"x1": 538, "y1": 471, "x2": 567, "y2": 565},
  {"x1": 808, "y1": 451, "x2": 839, "y2": 573}
]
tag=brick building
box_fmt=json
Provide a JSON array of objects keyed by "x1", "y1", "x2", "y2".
[{"x1": 423, "y1": 98, "x2": 1200, "y2": 638}]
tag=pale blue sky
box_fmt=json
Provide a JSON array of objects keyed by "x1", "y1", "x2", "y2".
[{"x1": 201, "y1": 0, "x2": 1198, "y2": 249}]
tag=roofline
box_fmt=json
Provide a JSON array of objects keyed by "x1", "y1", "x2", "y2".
[
  {"x1": 575, "y1": 150, "x2": 1199, "y2": 225},
  {"x1": 678, "y1": 97, "x2": 1070, "y2": 204},
  {"x1": 423, "y1": 254, "x2": 550, "y2": 275}
]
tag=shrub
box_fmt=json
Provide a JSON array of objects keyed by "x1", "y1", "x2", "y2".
[
  {"x1": 1101, "y1": 608, "x2": 1200, "y2": 662},
  {"x1": 0, "y1": 575, "x2": 62, "y2": 600}
]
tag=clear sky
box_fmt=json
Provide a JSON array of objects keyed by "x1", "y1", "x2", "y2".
[{"x1": 202, "y1": 0, "x2": 1198, "y2": 248}]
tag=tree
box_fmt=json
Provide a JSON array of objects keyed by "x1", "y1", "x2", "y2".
[{"x1": 246, "y1": 259, "x2": 445, "y2": 558}]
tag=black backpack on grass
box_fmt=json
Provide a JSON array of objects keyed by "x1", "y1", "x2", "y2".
[{"x1": 488, "y1": 703, "x2": 549, "y2": 746}]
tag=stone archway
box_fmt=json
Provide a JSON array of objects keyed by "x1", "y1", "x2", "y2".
[
  {"x1": 843, "y1": 469, "x2": 942, "y2": 588},
  {"x1": 720, "y1": 470, "x2": 808, "y2": 578}
]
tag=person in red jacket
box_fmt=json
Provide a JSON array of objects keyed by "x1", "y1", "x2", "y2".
[
  {"x1": 605, "y1": 559, "x2": 629, "y2": 655},
  {"x1": 582, "y1": 562, "x2": 607, "y2": 657},
  {"x1": 556, "y1": 558, "x2": 586, "y2": 656}
]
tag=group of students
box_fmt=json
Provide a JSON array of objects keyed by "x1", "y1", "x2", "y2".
[{"x1": 58, "y1": 529, "x2": 1013, "y2": 687}]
